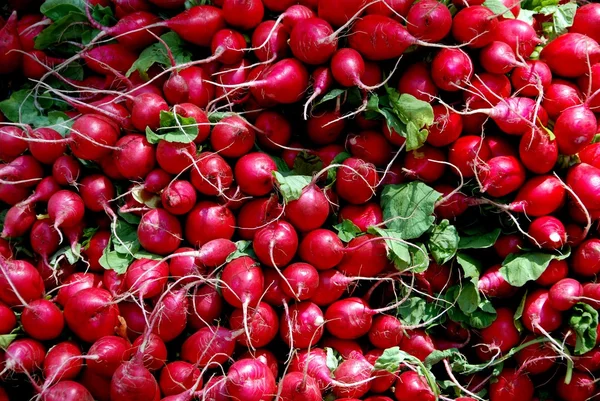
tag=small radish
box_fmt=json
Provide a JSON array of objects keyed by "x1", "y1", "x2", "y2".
[
  {"x1": 509, "y1": 175, "x2": 565, "y2": 217},
  {"x1": 489, "y1": 369, "x2": 534, "y2": 401},
  {"x1": 280, "y1": 301, "x2": 324, "y2": 348},
  {"x1": 397, "y1": 62, "x2": 438, "y2": 102},
  {"x1": 556, "y1": 371, "x2": 597, "y2": 401},
  {"x1": 298, "y1": 229, "x2": 345, "y2": 270},
  {"x1": 52, "y1": 155, "x2": 81, "y2": 186},
  {"x1": 235, "y1": 152, "x2": 277, "y2": 196},
  {"x1": 1, "y1": 203, "x2": 36, "y2": 239},
  {"x1": 339, "y1": 202, "x2": 383, "y2": 232},
  {"x1": 285, "y1": 185, "x2": 329, "y2": 232},
  {"x1": 21, "y1": 298, "x2": 64, "y2": 341},
  {"x1": 406, "y1": 0, "x2": 452, "y2": 42},
  {"x1": 253, "y1": 221, "x2": 299, "y2": 268},
  {"x1": 572, "y1": 239, "x2": 600, "y2": 277},
  {"x1": 190, "y1": 152, "x2": 233, "y2": 196},
  {"x1": 493, "y1": 19, "x2": 540, "y2": 58},
  {"x1": 431, "y1": 48, "x2": 473, "y2": 91},
  {"x1": 137, "y1": 209, "x2": 182, "y2": 255},
  {"x1": 225, "y1": 359, "x2": 277, "y2": 401},
  {"x1": 548, "y1": 278, "x2": 583, "y2": 311},
  {"x1": 451, "y1": 6, "x2": 498, "y2": 48},
  {"x1": 87, "y1": 336, "x2": 134, "y2": 378},
  {"x1": 519, "y1": 129, "x2": 558, "y2": 174},
  {"x1": 63, "y1": 288, "x2": 120, "y2": 343},
  {"x1": 394, "y1": 371, "x2": 436, "y2": 401},
  {"x1": 480, "y1": 308, "x2": 520, "y2": 354},
  {"x1": 42, "y1": 341, "x2": 83, "y2": 383},
  {"x1": 3, "y1": 338, "x2": 46, "y2": 374},
  {"x1": 528, "y1": 216, "x2": 566, "y2": 250},
  {"x1": 540, "y1": 33, "x2": 600, "y2": 77},
  {"x1": 522, "y1": 289, "x2": 563, "y2": 334},
  {"x1": 542, "y1": 79, "x2": 583, "y2": 119},
  {"x1": 335, "y1": 158, "x2": 379, "y2": 204},
  {"x1": 185, "y1": 201, "x2": 235, "y2": 246}
]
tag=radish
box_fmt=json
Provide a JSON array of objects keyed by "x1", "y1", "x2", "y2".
[
  {"x1": 365, "y1": 350, "x2": 396, "y2": 393},
  {"x1": 339, "y1": 202, "x2": 383, "y2": 232},
  {"x1": 480, "y1": 41, "x2": 525, "y2": 74},
  {"x1": 335, "y1": 158, "x2": 378, "y2": 204},
  {"x1": 519, "y1": 129, "x2": 558, "y2": 174},
  {"x1": 0, "y1": 301, "x2": 16, "y2": 334},
  {"x1": 169, "y1": 248, "x2": 206, "y2": 284},
  {"x1": 221, "y1": 255, "x2": 264, "y2": 309},
  {"x1": 368, "y1": 315, "x2": 403, "y2": 349},
  {"x1": 511, "y1": 60, "x2": 552, "y2": 97},
  {"x1": 298, "y1": 229, "x2": 344, "y2": 270},
  {"x1": 332, "y1": 353, "x2": 373, "y2": 398},
  {"x1": 279, "y1": 372, "x2": 321, "y2": 401},
  {"x1": 318, "y1": 0, "x2": 367, "y2": 28},
  {"x1": 489, "y1": 369, "x2": 534, "y2": 401},
  {"x1": 235, "y1": 152, "x2": 277, "y2": 196},
  {"x1": 397, "y1": 62, "x2": 438, "y2": 103},
  {"x1": 86, "y1": 10, "x2": 162, "y2": 50},
  {"x1": 553, "y1": 104, "x2": 597, "y2": 155},
  {"x1": 431, "y1": 48, "x2": 473, "y2": 91},
  {"x1": 190, "y1": 152, "x2": 233, "y2": 196},
  {"x1": 42, "y1": 341, "x2": 83, "y2": 383},
  {"x1": 0, "y1": 259, "x2": 45, "y2": 306},
  {"x1": 478, "y1": 264, "x2": 515, "y2": 298},
  {"x1": 399, "y1": 329, "x2": 436, "y2": 361},
  {"x1": 131, "y1": 93, "x2": 169, "y2": 132},
  {"x1": 188, "y1": 285, "x2": 223, "y2": 330},
  {"x1": 3, "y1": 338, "x2": 46, "y2": 374},
  {"x1": 237, "y1": 197, "x2": 282, "y2": 240},
  {"x1": 229, "y1": 301, "x2": 279, "y2": 348},
  {"x1": 17, "y1": 177, "x2": 60, "y2": 209},
  {"x1": 63, "y1": 288, "x2": 120, "y2": 343},
  {"x1": 161, "y1": 5, "x2": 225, "y2": 47},
  {"x1": 548, "y1": 278, "x2": 583, "y2": 311},
  {"x1": 434, "y1": 184, "x2": 470, "y2": 220},
  {"x1": 540, "y1": 33, "x2": 600, "y2": 77},
  {"x1": 528, "y1": 216, "x2": 567, "y2": 250},
  {"x1": 406, "y1": 0, "x2": 452, "y2": 43},
  {"x1": 480, "y1": 308, "x2": 520, "y2": 354},
  {"x1": 347, "y1": 131, "x2": 393, "y2": 167},
  {"x1": 17, "y1": 14, "x2": 48, "y2": 52},
  {"x1": 159, "y1": 361, "x2": 201, "y2": 397},
  {"x1": 448, "y1": 136, "x2": 491, "y2": 178},
  {"x1": 515, "y1": 335, "x2": 556, "y2": 375},
  {"x1": 114, "y1": 134, "x2": 156, "y2": 180},
  {"x1": 522, "y1": 289, "x2": 563, "y2": 334},
  {"x1": 567, "y1": 163, "x2": 600, "y2": 212},
  {"x1": 464, "y1": 72, "x2": 512, "y2": 107},
  {"x1": 87, "y1": 336, "x2": 133, "y2": 378},
  {"x1": 21, "y1": 299, "x2": 64, "y2": 341},
  {"x1": 211, "y1": 116, "x2": 256, "y2": 158},
  {"x1": 185, "y1": 201, "x2": 235, "y2": 246},
  {"x1": 56, "y1": 273, "x2": 102, "y2": 307},
  {"x1": 542, "y1": 79, "x2": 583, "y2": 119},
  {"x1": 0, "y1": 126, "x2": 27, "y2": 161},
  {"x1": 161, "y1": 180, "x2": 197, "y2": 215},
  {"x1": 307, "y1": 110, "x2": 346, "y2": 145},
  {"x1": 281, "y1": 262, "x2": 319, "y2": 300},
  {"x1": 144, "y1": 169, "x2": 173, "y2": 194},
  {"x1": 125, "y1": 258, "x2": 169, "y2": 299},
  {"x1": 132, "y1": 333, "x2": 167, "y2": 371},
  {"x1": 477, "y1": 156, "x2": 526, "y2": 197},
  {"x1": 366, "y1": 0, "x2": 412, "y2": 17},
  {"x1": 226, "y1": 358, "x2": 277, "y2": 401},
  {"x1": 285, "y1": 185, "x2": 329, "y2": 232},
  {"x1": 451, "y1": 6, "x2": 498, "y2": 48},
  {"x1": 426, "y1": 106, "x2": 463, "y2": 147},
  {"x1": 572, "y1": 239, "x2": 600, "y2": 277},
  {"x1": 536, "y1": 260, "x2": 568, "y2": 287},
  {"x1": 210, "y1": 29, "x2": 246, "y2": 65},
  {"x1": 394, "y1": 371, "x2": 436, "y2": 401},
  {"x1": 251, "y1": 21, "x2": 289, "y2": 63},
  {"x1": 82, "y1": 43, "x2": 137, "y2": 76},
  {"x1": 152, "y1": 288, "x2": 188, "y2": 342},
  {"x1": 181, "y1": 326, "x2": 236, "y2": 368},
  {"x1": 310, "y1": 269, "x2": 352, "y2": 306},
  {"x1": 509, "y1": 175, "x2": 565, "y2": 217},
  {"x1": 255, "y1": 111, "x2": 292, "y2": 152},
  {"x1": 253, "y1": 221, "x2": 298, "y2": 268},
  {"x1": 0, "y1": 12, "x2": 22, "y2": 74},
  {"x1": 246, "y1": 59, "x2": 310, "y2": 104},
  {"x1": 280, "y1": 301, "x2": 324, "y2": 348},
  {"x1": 1, "y1": 203, "x2": 36, "y2": 238},
  {"x1": 337, "y1": 234, "x2": 388, "y2": 277},
  {"x1": 222, "y1": 0, "x2": 264, "y2": 30},
  {"x1": 110, "y1": 358, "x2": 161, "y2": 401},
  {"x1": 52, "y1": 155, "x2": 81, "y2": 186},
  {"x1": 493, "y1": 19, "x2": 540, "y2": 58},
  {"x1": 556, "y1": 371, "x2": 596, "y2": 401},
  {"x1": 137, "y1": 209, "x2": 182, "y2": 255},
  {"x1": 580, "y1": 142, "x2": 600, "y2": 169},
  {"x1": 0, "y1": 155, "x2": 44, "y2": 187},
  {"x1": 41, "y1": 381, "x2": 94, "y2": 401},
  {"x1": 572, "y1": 3, "x2": 600, "y2": 43},
  {"x1": 165, "y1": 67, "x2": 214, "y2": 108}
]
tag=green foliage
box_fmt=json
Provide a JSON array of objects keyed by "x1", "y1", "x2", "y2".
[
  {"x1": 145, "y1": 111, "x2": 199, "y2": 144},
  {"x1": 127, "y1": 32, "x2": 193, "y2": 80}
]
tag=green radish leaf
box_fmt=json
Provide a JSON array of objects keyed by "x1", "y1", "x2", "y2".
[
  {"x1": 326, "y1": 151, "x2": 351, "y2": 183},
  {"x1": 81, "y1": 227, "x2": 99, "y2": 249},
  {"x1": 126, "y1": 32, "x2": 192, "y2": 80},
  {"x1": 333, "y1": 220, "x2": 362, "y2": 243},
  {"x1": 427, "y1": 219, "x2": 460, "y2": 265},
  {"x1": 99, "y1": 250, "x2": 132, "y2": 274},
  {"x1": 47, "y1": 111, "x2": 75, "y2": 136},
  {"x1": 40, "y1": 0, "x2": 85, "y2": 20},
  {"x1": 409, "y1": 242, "x2": 430, "y2": 273},
  {"x1": 111, "y1": 220, "x2": 140, "y2": 256},
  {"x1": 208, "y1": 111, "x2": 233, "y2": 123},
  {"x1": 456, "y1": 253, "x2": 482, "y2": 285},
  {"x1": 513, "y1": 290, "x2": 528, "y2": 332},
  {"x1": 405, "y1": 121, "x2": 429, "y2": 151},
  {"x1": 458, "y1": 228, "x2": 501, "y2": 249},
  {"x1": 35, "y1": 11, "x2": 91, "y2": 51},
  {"x1": 325, "y1": 347, "x2": 340, "y2": 373},
  {"x1": 0, "y1": 89, "x2": 61, "y2": 127},
  {"x1": 315, "y1": 89, "x2": 346, "y2": 107},
  {"x1": 446, "y1": 286, "x2": 496, "y2": 329},
  {"x1": 91, "y1": 4, "x2": 116, "y2": 25},
  {"x1": 499, "y1": 248, "x2": 571, "y2": 287},
  {"x1": 483, "y1": 0, "x2": 515, "y2": 18},
  {"x1": 457, "y1": 282, "x2": 480, "y2": 314},
  {"x1": 273, "y1": 172, "x2": 312, "y2": 202},
  {"x1": 387, "y1": 90, "x2": 435, "y2": 129},
  {"x1": 374, "y1": 347, "x2": 415, "y2": 372},
  {"x1": 381, "y1": 182, "x2": 441, "y2": 240},
  {"x1": 0, "y1": 334, "x2": 18, "y2": 350},
  {"x1": 133, "y1": 250, "x2": 163, "y2": 260},
  {"x1": 48, "y1": 244, "x2": 82, "y2": 268},
  {"x1": 145, "y1": 111, "x2": 199, "y2": 144},
  {"x1": 226, "y1": 240, "x2": 256, "y2": 263},
  {"x1": 517, "y1": 8, "x2": 536, "y2": 24},
  {"x1": 568, "y1": 303, "x2": 599, "y2": 355},
  {"x1": 369, "y1": 227, "x2": 411, "y2": 270},
  {"x1": 131, "y1": 185, "x2": 161, "y2": 209},
  {"x1": 397, "y1": 297, "x2": 446, "y2": 327},
  {"x1": 424, "y1": 348, "x2": 463, "y2": 369}
]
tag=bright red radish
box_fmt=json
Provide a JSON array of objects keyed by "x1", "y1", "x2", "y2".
[
  {"x1": 64, "y1": 288, "x2": 119, "y2": 343},
  {"x1": 253, "y1": 221, "x2": 298, "y2": 268},
  {"x1": 226, "y1": 358, "x2": 277, "y2": 401},
  {"x1": 572, "y1": 239, "x2": 600, "y2": 277},
  {"x1": 489, "y1": 369, "x2": 534, "y2": 401},
  {"x1": 549, "y1": 278, "x2": 583, "y2": 311},
  {"x1": 540, "y1": 33, "x2": 600, "y2": 77},
  {"x1": 522, "y1": 289, "x2": 563, "y2": 334},
  {"x1": 451, "y1": 6, "x2": 498, "y2": 48},
  {"x1": 137, "y1": 209, "x2": 182, "y2": 255},
  {"x1": 42, "y1": 341, "x2": 83, "y2": 383},
  {"x1": 394, "y1": 371, "x2": 435, "y2": 401},
  {"x1": 3, "y1": 338, "x2": 46, "y2": 374},
  {"x1": 528, "y1": 216, "x2": 566, "y2": 250},
  {"x1": 509, "y1": 175, "x2": 565, "y2": 217},
  {"x1": 280, "y1": 301, "x2": 324, "y2": 348}
]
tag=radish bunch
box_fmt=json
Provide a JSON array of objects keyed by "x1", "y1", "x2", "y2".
[{"x1": 0, "y1": 1, "x2": 600, "y2": 401}]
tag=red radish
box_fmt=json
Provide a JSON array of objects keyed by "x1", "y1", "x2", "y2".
[
  {"x1": 366, "y1": 0, "x2": 412, "y2": 17},
  {"x1": 511, "y1": 60, "x2": 552, "y2": 97},
  {"x1": 222, "y1": 0, "x2": 264, "y2": 30},
  {"x1": 289, "y1": 348, "x2": 333, "y2": 390},
  {"x1": 226, "y1": 358, "x2": 277, "y2": 401},
  {"x1": 211, "y1": 116, "x2": 256, "y2": 158},
  {"x1": 237, "y1": 197, "x2": 282, "y2": 240},
  {"x1": 0, "y1": 302, "x2": 16, "y2": 334},
  {"x1": 64, "y1": 288, "x2": 119, "y2": 343},
  {"x1": 347, "y1": 131, "x2": 393, "y2": 167},
  {"x1": 542, "y1": 79, "x2": 582, "y2": 119},
  {"x1": 434, "y1": 184, "x2": 470, "y2": 220},
  {"x1": 549, "y1": 278, "x2": 583, "y2": 311},
  {"x1": 114, "y1": 135, "x2": 156, "y2": 180},
  {"x1": 132, "y1": 333, "x2": 167, "y2": 371},
  {"x1": 318, "y1": 0, "x2": 367, "y2": 27},
  {"x1": 148, "y1": 0, "x2": 184, "y2": 8},
  {"x1": 281, "y1": 262, "x2": 319, "y2": 300},
  {"x1": 396, "y1": 62, "x2": 437, "y2": 103},
  {"x1": 580, "y1": 142, "x2": 600, "y2": 169},
  {"x1": 87, "y1": 11, "x2": 162, "y2": 50},
  {"x1": 161, "y1": 180, "x2": 197, "y2": 215},
  {"x1": 394, "y1": 371, "x2": 435, "y2": 401},
  {"x1": 365, "y1": 350, "x2": 396, "y2": 393},
  {"x1": 0, "y1": 12, "x2": 22, "y2": 74},
  {"x1": 553, "y1": 104, "x2": 597, "y2": 155},
  {"x1": 324, "y1": 297, "x2": 374, "y2": 340},
  {"x1": 144, "y1": 169, "x2": 173, "y2": 194},
  {"x1": 152, "y1": 289, "x2": 188, "y2": 342},
  {"x1": 509, "y1": 175, "x2": 565, "y2": 217},
  {"x1": 82, "y1": 43, "x2": 137, "y2": 76},
  {"x1": 185, "y1": 201, "x2": 235, "y2": 246},
  {"x1": 52, "y1": 155, "x2": 81, "y2": 186},
  {"x1": 431, "y1": 48, "x2": 473, "y2": 91},
  {"x1": 399, "y1": 330, "x2": 435, "y2": 361},
  {"x1": 303, "y1": 67, "x2": 334, "y2": 118},
  {"x1": 567, "y1": 163, "x2": 600, "y2": 212},
  {"x1": 572, "y1": 239, "x2": 600, "y2": 277},
  {"x1": 137, "y1": 209, "x2": 182, "y2": 255},
  {"x1": 404, "y1": 146, "x2": 446, "y2": 183},
  {"x1": 165, "y1": 67, "x2": 214, "y2": 108},
  {"x1": 87, "y1": 336, "x2": 133, "y2": 378},
  {"x1": 190, "y1": 152, "x2": 233, "y2": 196},
  {"x1": 221, "y1": 256, "x2": 264, "y2": 309},
  {"x1": 280, "y1": 301, "x2": 325, "y2": 348},
  {"x1": 493, "y1": 19, "x2": 540, "y2": 58},
  {"x1": 41, "y1": 381, "x2": 94, "y2": 401},
  {"x1": 332, "y1": 353, "x2": 373, "y2": 398},
  {"x1": 21, "y1": 299, "x2": 64, "y2": 341},
  {"x1": 541, "y1": 33, "x2": 600, "y2": 77},
  {"x1": 336, "y1": 158, "x2": 378, "y2": 204},
  {"x1": 519, "y1": 129, "x2": 558, "y2": 174},
  {"x1": 406, "y1": 0, "x2": 452, "y2": 42},
  {"x1": 110, "y1": 358, "x2": 161, "y2": 401},
  {"x1": 17, "y1": 14, "x2": 48, "y2": 52},
  {"x1": 253, "y1": 221, "x2": 298, "y2": 268},
  {"x1": 131, "y1": 93, "x2": 169, "y2": 132},
  {"x1": 162, "y1": 6, "x2": 225, "y2": 47},
  {"x1": 285, "y1": 185, "x2": 329, "y2": 232},
  {"x1": 368, "y1": 315, "x2": 403, "y2": 349},
  {"x1": 188, "y1": 285, "x2": 223, "y2": 330},
  {"x1": 210, "y1": 29, "x2": 246, "y2": 65},
  {"x1": 181, "y1": 326, "x2": 236, "y2": 368},
  {"x1": 0, "y1": 126, "x2": 27, "y2": 161},
  {"x1": 480, "y1": 41, "x2": 525, "y2": 74},
  {"x1": 169, "y1": 247, "x2": 206, "y2": 284},
  {"x1": 239, "y1": 351, "x2": 277, "y2": 378},
  {"x1": 1, "y1": 203, "x2": 36, "y2": 238},
  {"x1": 173, "y1": 103, "x2": 210, "y2": 144},
  {"x1": 477, "y1": 156, "x2": 526, "y2": 197},
  {"x1": 279, "y1": 372, "x2": 321, "y2": 401},
  {"x1": 307, "y1": 110, "x2": 346, "y2": 145},
  {"x1": 56, "y1": 273, "x2": 102, "y2": 307},
  {"x1": 426, "y1": 106, "x2": 463, "y2": 147},
  {"x1": 478, "y1": 264, "x2": 515, "y2": 298},
  {"x1": 528, "y1": 216, "x2": 566, "y2": 250},
  {"x1": 298, "y1": 229, "x2": 344, "y2": 270},
  {"x1": 489, "y1": 369, "x2": 534, "y2": 401},
  {"x1": 310, "y1": 269, "x2": 351, "y2": 306},
  {"x1": 159, "y1": 361, "x2": 201, "y2": 397},
  {"x1": 235, "y1": 152, "x2": 277, "y2": 196},
  {"x1": 480, "y1": 308, "x2": 520, "y2": 353},
  {"x1": 451, "y1": 6, "x2": 498, "y2": 48},
  {"x1": 263, "y1": 268, "x2": 292, "y2": 306},
  {"x1": 18, "y1": 177, "x2": 60, "y2": 209},
  {"x1": 522, "y1": 289, "x2": 563, "y2": 334},
  {"x1": 0, "y1": 259, "x2": 45, "y2": 307},
  {"x1": 1, "y1": 155, "x2": 44, "y2": 187},
  {"x1": 42, "y1": 341, "x2": 83, "y2": 383},
  {"x1": 330, "y1": 48, "x2": 376, "y2": 90},
  {"x1": 251, "y1": 21, "x2": 289, "y2": 63},
  {"x1": 125, "y1": 258, "x2": 169, "y2": 299},
  {"x1": 246, "y1": 58, "x2": 310, "y2": 104},
  {"x1": 515, "y1": 335, "x2": 556, "y2": 375},
  {"x1": 448, "y1": 136, "x2": 492, "y2": 178},
  {"x1": 464, "y1": 72, "x2": 512, "y2": 108},
  {"x1": 3, "y1": 338, "x2": 46, "y2": 374},
  {"x1": 556, "y1": 371, "x2": 596, "y2": 401},
  {"x1": 321, "y1": 338, "x2": 362, "y2": 359},
  {"x1": 337, "y1": 234, "x2": 388, "y2": 277},
  {"x1": 255, "y1": 111, "x2": 292, "y2": 152},
  {"x1": 571, "y1": 4, "x2": 600, "y2": 43},
  {"x1": 339, "y1": 203, "x2": 383, "y2": 232},
  {"x1": 229, "y1": 302, "x2": 279, "y2": 348},
  {"x1": 536, "y1": 260, "x2": 568, "y2": 287}
]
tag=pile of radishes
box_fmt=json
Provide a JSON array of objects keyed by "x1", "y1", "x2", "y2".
[{"x1": 1, "y1": 0, "x2": 600, "y2": 400}]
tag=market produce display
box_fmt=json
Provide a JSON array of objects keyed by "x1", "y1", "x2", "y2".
[{"x1": 0, "y1": 0, "x2": 599, "y2": 400}]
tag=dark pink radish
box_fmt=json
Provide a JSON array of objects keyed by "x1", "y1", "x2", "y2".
[
  {"x1": 97, "y1": 11, "x2": 162, "y2": 50},
  {"x1": 464, "y1": 72, "x2": 512, "y2": 108},
  {"x1": 41, "y1": 381, "x2": 94, "y2": 401},
  {"x1": 163, "y1": 5, "x2": 225, "y2": 47},
  {"x1": 0, "y1": 126, "x2": 27, "y2": 161},
  {"x1": 64, "y1": 288, "x2": 119, "y2": 343},
  {"x1": 87, "y1": 336, "x2": 133, "y2": 378},
  {"x1": 434, "y1": 184, "x2": 470, "y2": 220},
  {"x1": 21, "y1": 298, "x2": 63, "y2": 341},
  {"x1": 221, "y1": 256, "x2": 264, "y2": 308},
  {"x1": 556, "y1": 371, "x2": 597, "y2": 401},
  {"x1": 114, "y1": 134, "x2": 156, "y2": 180},
  {"x1": 480, "y1": 41, "x2": 525, "y2": 74},
  {"x1": 52, "y1": 155, "x2": 81, "y2": 186},
  {"x1": 42, "y1": 342, "x2": 83, "y2": 383},
  {"x1": 185, "y1": 201, "x2": 235, "y2": 246},
  {"x1": 394, "y1": 371, "x2": 435, "y2": 401},
  {"x1": 528, "y1": 216, "x2": 566, "y2": 250},
  {"x1": 298, "y1": 229, "x2": 344, "y2": 270},
  {"x1": 289, "y1": 348, "x2": 332, "y2": 390},
  {"x1": 1, "y1": 203, "x2": 36, "y2": 238},
  {"x1": 338, "y1": 234, "x2": 388, "y2": 277},
  {"x1": 263, "y1": 269, "x2": 292, "y2": 306},
  {"x1": 132, "y1": 333, "x2": 167, "y2": 371},
  {"x1": 236, "y1": 197, "x2": 282, "y2": 240},
  {"x1": 451, "y1": 6, "x2": 498, "y2": 48},
  {"x1": 0, "y1": 259, "x2": 44, "y2": 306},
  {"x1": 336, "y1": 158, "x2": 378, "y2": 204},
  {"x1": 125, "y1": 258, "x2": 169, "y2": 299},
  {"x1": 449, "y1": 136, "x2": 491, "y2": 178},
  {"x1": 397, "y1": 62, "x2": 437, "y2": 102},
  {"x1": 280, "y1": 4, "x2": 316, "y2": 30},
  {"x1": 226, "y1": 358, "x2": 277, "y2": 401},
  {"x1": 348, "y1": 15, "x2": 419, "y2": 61},
  {"x1": 281, "y1": 262, "x2": 319, "y2": 300},
  {"x1": 478, "y1": 264, "x2": 515, "y2": 298},
  {"x1": 213, "y1": 60, "x2": 252, "y2": 104},
  {"x1": 580, "y1": 142, "x2": 600, "y2": 169},
  {"x1": 16, "y1": 14, "x2": 47, "y2": 52},
  {"x1": 222, "y1": 0, "x2": 264, "y2": 30},
  {"x1": 211, "y1": 116, "x2": 256, "y2": 158},
  {"x1": 0, "y1": 155, "x2": 44, "y2": 187},
  {"x1": 477, "y1": 156, "x2": 526, "y2": 197},
  {"x1": 404, "y1": 146, "x2": 446, "y2": 183},
  {"x1": 230, "y1": 301, "x2": 279, "y2": 348},
  {"x1": 137, "y1": 209, "x2": 182, "y2": 255},
  {"x1": 519, "y1": 129, "x2": 558, "y2": 174},
  {"x1": 159, "y1": 361, "x2": 201, "y2": 397},
  {"x1": 536, "y1": 260, "x2": 568, "y2": 287},
  {"x1": 0, "y1": 301, "x2": 16, "y2": 334},
  {"x1": 80, "y1": 368, "x2": 111, "y2": 401},
  {"x1": 310, "y1": 269, "x2": 351, "y2": 306},
  {"x1": 248, "y1": 58, "x2": 310, "y2": 104},
  {"x1": 567, "y1": 163, "x2": 600, "y2": 212},
  {"x1": 255, "y1": 111, "x2": 292, "y2": 152},
  {"x1": 190, "y1": 152, "x2": 233, "y2": 196},
  {"x1": 480, "y1": 308, "x2": 520, "y2": 354},
  {"x1": 168, "y1": 67, "x2": 214, "y2": 108},
  {"x1": 144, "y1": 169, "x2": 172, "y2": 194},
  {"x1": 315, "y1": 143, "x2": 345, "y2": 166},
  {"x1": 366, "y1": 0, "x2": 412, "y2": 17},
  {"x1": 485, "y1": 97, "x2": 548, "y2": 136},
  {"x1": 406, "y1": 0, "x2": 452, "y2": 42},
  {"x1": 279, "y1": 372, "x2": 321, "y2": 401},
  {"x1": 169, "y1": 247, "x2": 206, "y2": 284},
  {"x1": 511, "y1": 60, "x2": 552, "y2": 97},
  {"x1": 318, "y1": 0, "x2": 367, "y2": 27},
  {"x1": 485, "y1": 136, "x2": 517, "y2": 158},
  {"x1": 493, "y1": 19, "x2": 540, "y2": 58},
  {"x1": 131, "y1": 93, "x2": 169, "y2": 132},
  {"x1": 541, "y1": 33, "x2": 600, "y2": 78},
  {"x1": 572, "y1": 3, "x2": 600, "y2": 43},
  {"x1": 339, "y1": 202, "x2": 383, "y2": 232},
  {"x1": 82, "y1": 43, "x2": 137, "y2": 76},
  {"x1": 69, "y1": 114, "x2": 120, "y2": 161},
  {"x1": 307, "y1": 110, "x2": 346, "y2": 145},
  {"x1": 3, "y1": 338, "x2": 46, "y2": 374},
  {"x1": 18, "y1": 177, "x2": 60, "y2": 208},
  {"x1": 280, "y1": 301, "x2": 324, "y2": 348},
  {"x1": 181, "y1": 325, "x2": 236, "y2": 368},
  {"x1": 79, "y1": 174, "x2": 115, "y2": 215},
  {"x1": 426, "y1": 106, "x2": 462, "y2": 147},
  {"x1": 253, "y1": 221, "x2": 298, "y2": 268},
  {"x1": 522, "y1": 289, "x2": 563, "y2": 334},
  {"x1": 56, "y1": 273, "x2": 102, "y2": 308},
  {"x1": 431, "y1": 48, "x2": 473, "y2": 91},
  {"x1": 572, "y1": 239, "x2": 600, "y2": 277},
  {"x1": 110, "y1": 359, "x2": 161, "y2": 401},
  {"x1": 347, "y1": 131, "x2": 393, "y2": 167},
  {"x1": 542, "y1": 79, "x2": 582, "y2": 119},
  {"x1": 515, "y1": 335, "x2": 556, "y2": 374},
  {"x1": 330, "y1": 48, "x2": 368, "y2": 88},
  {"x1": 152, "y1": 288, "x2": 188, "y2": 342},
  {"x1": 285, "y1": 185, "x2": 329, "y2": 232},
  {"x1": 332, "y1": 354, "x2": 373, "y2": 399},
  {"x1": 509, "y1": 175, "x2": 565, "y2": 217},
  {"x1": 99, "y1": 153, "x2": 125, "y2": 181},
  {"x1": 368, "y1": 315, "x2": 403, "y2": 349},
  {"x1": 118, "y1": 302, "x2": 147, "y2": 341},
  {"x1": 324, "y1": 297, "x2": 373, "y2": 340},
  {"x1": 549, "y1": 278, "x2": 583, "y2": 311},
  {"x1": 489, "y1": 369, "x2": 534, "y2": 401},
  {"x1": 235, "y1": 152, "x2": 277, "y2": 196},
  {"x1": 399, "y1": 330, "x2": 435, "y2": 361},
  {"x1": 553, "y1": 104, "x2": 597, "y2": 155},
  {"x1": 161, "y1": 180, "x2": 197, "y2": 215},
  {"x1": 198, "y1": 238, "x2": 237, "y2": 269},
  {"x1": 365, "y1": 350, "x2": 396, "y2": 394},
  {"x1": 251, "y1": 21, "x2": 289, "y2": 63},
  {"x1": 0, "y1": 12, "x2": 22, "y2": 74}
]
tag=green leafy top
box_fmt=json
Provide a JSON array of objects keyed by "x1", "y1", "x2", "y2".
[
  {"x1": 127, "y1": 32, "x2": 193, "y2": 80},
  {"x1": 145, "y1": 110, "x2": 199, "y2": 144},
  {"x1": 568, "y1": 303, "x2": 599, "y2": 355},
  {"x1": 273, "y1": 172, "x2": 312, "y2": 203},
  {"x1": 499, "y1": 247, "x2": 570, "y2": 287},
  {"x1": 0, "y1": 89, "x2": 75, "y2": 131},
  {"x1": 517, "y1": 0, "x2": 577, "y2": 40}
]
